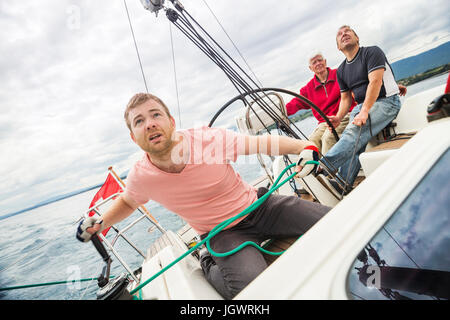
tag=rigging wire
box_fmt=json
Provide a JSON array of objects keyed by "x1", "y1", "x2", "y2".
[
  {"x1": 198, "y1": 0, "x2": 309, "y2": 148},
  {"x1": 123, "y1": 0, "x2": 150, "y2": 93},
  {"x1": 171, "y1": 9, "x2": 302, "y2": 137},
  {"x1": 381, "y1": 228, "x2": 439, "y2": 300},
  {"x1": 169, "y1": 7, "x2": 328, "y2": 144},
  {"x1": 201, "y1": 0, "x2": 264, "y2": 88},
  {"x1": 382, "y1": 227, "x2": 421, "y2": 269},
  {"x1": 170, "y1": 12, "x2": 278, "y2": 131},
  {"x1": 169, "y1": 22, "x2": 182, "y2": 127},
  {"x1": 167, "y1": 6, "x2": 346, "y2": 187}
]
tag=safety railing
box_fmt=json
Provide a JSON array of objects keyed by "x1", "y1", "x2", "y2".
[{"x1": 80, "y1": 167, "x2": 167, "y2": 284}]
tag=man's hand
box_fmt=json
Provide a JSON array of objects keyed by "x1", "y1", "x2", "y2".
[
  {"x1": 295, "y1": 145, "x2": 319, "y2": 178},
  {"x1": 328, "y1": 115, "x2": 341, "y2": 130},
  {"x1": 328, "y1": 90, "x2": 352, "y2": 132},
  {"x1": 352, "y1": 109, "x2": 369, "y2": 126},
  {"x1": 398, "y1": 84, "x2": 407, "y2": 96},
  {"x1": 76, "y1": 216, "x2": 105, "y2": 242}
]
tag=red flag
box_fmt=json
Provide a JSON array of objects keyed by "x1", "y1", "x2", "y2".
[
  {"x1": 445, "y1": 72, "x2": 450, "y2": 94},
  {"x1": 88, "y1": 173, "x2": 123, "y2": 237}
]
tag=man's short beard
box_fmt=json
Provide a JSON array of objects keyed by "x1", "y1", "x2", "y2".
[
  {"x1": 146, "y1": 139, "x2": 173, "y2": 156},
  {"x1": 145, "y1": 130, "x2": 179, "y2": 159}
]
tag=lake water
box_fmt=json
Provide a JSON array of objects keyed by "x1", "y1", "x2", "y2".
[{"x1": 0, "y1": 72, "x2": 448, "y2": 300}]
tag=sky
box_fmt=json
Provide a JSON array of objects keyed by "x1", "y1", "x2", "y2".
[{"x1": 0, "y1": 0, "x2": 449, "y2": 215}]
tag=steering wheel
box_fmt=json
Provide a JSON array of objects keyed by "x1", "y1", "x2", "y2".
[{"x1": 208, "y1": 87, "x2": 339, "y2": 143}]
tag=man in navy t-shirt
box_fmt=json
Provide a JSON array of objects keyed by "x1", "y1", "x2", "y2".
[
  {"x1": 337, "y1": 46, "x2": 400, "y2": 108},
  {"x1": 318, "y1": 25, "x2": 405, "y2": 197}
]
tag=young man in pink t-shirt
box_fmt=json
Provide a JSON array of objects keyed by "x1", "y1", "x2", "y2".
[{"x1": 77, "y1": 93, "x2": 330, "y2": 299}]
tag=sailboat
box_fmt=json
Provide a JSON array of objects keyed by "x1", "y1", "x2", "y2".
[{"x1": 82, "y1": 0, "x2": 450, "y2": 300}]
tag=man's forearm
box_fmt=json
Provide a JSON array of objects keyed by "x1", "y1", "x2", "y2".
[
  {"x1": 245, "y1": 134, "x2": 315, "y2": 156},
  {"x1": 275, "y1": 135, "x2": 315, "y2": 155},
  {"x1": 361, "y1": 78, "x2": 383, "y2": 113},
  {"x1": 101, "y1": 195, "x2": 137, "y2": 229},
  {"x1": 336, "y1": 93, "x2": 352, "y2": 119},
  {"x1": 361, "y1": 68, "x2": 384, "y2": 113}
]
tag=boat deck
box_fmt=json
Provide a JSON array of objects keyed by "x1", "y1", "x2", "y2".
[
  {"x1": 146, "y1": 230, "x2": 190, "y2": 261},
  {"x1": 366, "y1": 133, "x2": 414, "y2": 152}
]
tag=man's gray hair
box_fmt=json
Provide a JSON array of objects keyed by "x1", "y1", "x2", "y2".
[{"x1": 308, "y1": 50, "x2": 324, "y2": 64}]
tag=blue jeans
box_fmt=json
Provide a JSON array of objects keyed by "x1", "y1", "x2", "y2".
[{"x1": 321, "y1": 94, "x2": 401, "y2": 187}]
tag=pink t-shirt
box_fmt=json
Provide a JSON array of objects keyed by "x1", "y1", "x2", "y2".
[{"x1": 124, "y1": 126, "x2": 257, "y2": 235}]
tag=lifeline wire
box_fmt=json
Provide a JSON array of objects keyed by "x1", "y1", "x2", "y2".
[{"x1": 0, "y1": 276, "x2": 116, "y2": 292}]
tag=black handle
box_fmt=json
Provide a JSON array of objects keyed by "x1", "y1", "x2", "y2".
[
  {"x1": 91, "y1": 234, "x2": 112, "y2": 287},
  {"x1": 91, "y1": 234, "x2": 110, "y2": 263}
]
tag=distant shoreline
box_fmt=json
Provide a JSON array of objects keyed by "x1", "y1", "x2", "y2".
[
  {"x1": 0, "y1": 172, "x2": 128, "y2": 221},
  {"x1": 397, "y1": 64, "x2": 450, "y2": 86}
]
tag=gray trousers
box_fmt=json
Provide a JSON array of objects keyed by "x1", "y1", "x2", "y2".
[{"x1": 200, "y1": 188, "x2": 331, "y2": 299}]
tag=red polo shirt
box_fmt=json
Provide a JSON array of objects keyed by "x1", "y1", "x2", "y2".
[{"x1": 286, "y1": 68, "x2": 355, "y2": 123}]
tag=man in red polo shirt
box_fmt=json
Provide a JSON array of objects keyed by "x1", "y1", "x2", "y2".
[{"x1": 286, "y1": 52, "x2": 356, "y2": 155}]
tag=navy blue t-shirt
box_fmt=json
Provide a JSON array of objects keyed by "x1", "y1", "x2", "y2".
[{"x1": 337, "y1": 46, "x2": 398, "y2": 104}]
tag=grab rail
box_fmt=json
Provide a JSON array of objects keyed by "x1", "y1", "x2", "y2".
[{"x1": 84, "y1": 193, "x2": 166, "y2": 283}]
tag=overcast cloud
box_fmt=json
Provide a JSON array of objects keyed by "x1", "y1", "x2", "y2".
[{"x1": 0, "y1": 0, "x2": 449, "y2": 215}]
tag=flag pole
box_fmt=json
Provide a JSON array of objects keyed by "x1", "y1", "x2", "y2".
[{"x1": 108, "y1": 166, "x2": 160, "y2": 226}]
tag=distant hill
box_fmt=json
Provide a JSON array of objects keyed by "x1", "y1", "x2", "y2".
[{"x1": 391, "y1": 41, "x2": 450, "y2": 80}]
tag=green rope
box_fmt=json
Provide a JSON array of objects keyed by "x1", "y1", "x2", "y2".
[
  {"x1": 0, "y1": 276, "x2": 115, "y2": 292},
  {"x1": 206, "y1": 164, "x2": 301, "y2": 257},
  {"x1": 130, "y1": 161, "x2": 318, "y2": 295}
]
